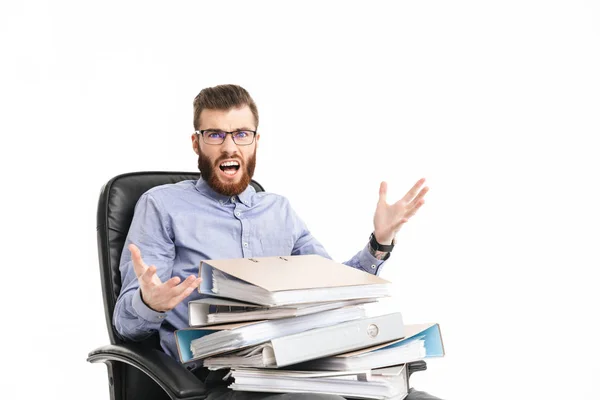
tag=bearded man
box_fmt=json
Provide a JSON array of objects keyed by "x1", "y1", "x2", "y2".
[{"x1": 114, "y1": 84, "x2": 438, "y2": 400}]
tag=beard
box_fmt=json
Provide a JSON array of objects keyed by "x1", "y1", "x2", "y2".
[{"x1": 197, "y1": 148, "x2": 257, "y2": 196}]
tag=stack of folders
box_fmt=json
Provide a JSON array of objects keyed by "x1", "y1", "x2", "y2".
[
  {"x1": 228, "y1": 365, "x2": 410, "y2": 400},
  {"x1": 174, "y1": 255, "x2": 445, "y2": 400}
]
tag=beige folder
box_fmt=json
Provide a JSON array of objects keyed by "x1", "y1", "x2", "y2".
[
  {"x1": 198, "y1": 254, "x2": 391, "y2": 306},
  {"x1": 199, "y1": 254, "x2": 389, "y2": 291}
]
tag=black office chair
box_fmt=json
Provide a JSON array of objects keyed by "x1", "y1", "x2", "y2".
[{"x1": 87, "y1": 171, "x2": 426, "y2": 400}]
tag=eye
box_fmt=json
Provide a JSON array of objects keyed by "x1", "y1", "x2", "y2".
[
  {"x1": 234, "y1": 131, "x2": 250, "y2": 139},
  {"x1": 206, "y1": 131, "x2": 225, "y2": 139}
]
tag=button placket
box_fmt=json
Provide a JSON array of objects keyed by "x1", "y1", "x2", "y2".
[{"x1": 240, "y1": 215, "x2": 250, "y2": 257}]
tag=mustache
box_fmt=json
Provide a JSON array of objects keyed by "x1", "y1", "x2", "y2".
[{"x1": 214, "y1": 154, "x2": 244, "y2": 167}]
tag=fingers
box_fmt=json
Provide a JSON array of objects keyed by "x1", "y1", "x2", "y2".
[
  {"x1": 402, "y1": 178, "x2": 426, "y2": 203},
  {"x1": 378, "y1": 181, "x2": 388, "y2": 204},
  {"x1": 129, "y1": 243, "x2": 148, "y2": 278},
  {"x1": 130, "y1": 244, "x2": 163, "y2": 285},
  {"x1": 171, "y1": 275, "x2": 201, "y2": 297},
  {"x1": 170, "y1": 276, "x2": 203, "y2": 308},
  {"x1": 165, "y1": 276, "x2": 182, "y2": 288},
  {"x1": 130, "y1": 243, "x2": 201, "y2": 311},
  {"x1": 391, "y1": 193, "x2": 426, "y2": 230},
  {"x1": 409, "y1": 186, "x2": 429, "y2": 208},
  {"x1": 140, "y1": 274, "x2": 202, "y2": 312},
  {"x1": 395, "y1": 181, "x2": 428, "y2": 210},
  {"x1": 400, "y1": 197, "x2": 425, "y2": 225},
  {"x1": 406, "y1": 197, "x2": 425, "y2": 219},
  {"x1": 139, "y1": 265, "x2": 158, "y2": 286}
]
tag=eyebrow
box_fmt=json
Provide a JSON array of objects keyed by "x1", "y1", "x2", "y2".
[{"x1": 203, "y1": 127, "x2": 255, "y2": 132}]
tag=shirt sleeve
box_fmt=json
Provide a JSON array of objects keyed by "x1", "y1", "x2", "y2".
[
  {"x1": 113, "y1": 192, "x2": 176, "y2": 341},
  {"x1": 288, "y1": 201, "x2": 387, "y2": 275}
]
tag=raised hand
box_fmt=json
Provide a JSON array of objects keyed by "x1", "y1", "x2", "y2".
[
  {"x1": 129, "y1": 244, "x2": 202, "y2": 312},
  {"x1": 373, "y1": 178, "x2": 429, "y2": 244}
]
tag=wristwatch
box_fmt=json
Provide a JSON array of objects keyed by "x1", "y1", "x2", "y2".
[{"x1": 369, "y1": 233, "x2": 395, "y2": 253}]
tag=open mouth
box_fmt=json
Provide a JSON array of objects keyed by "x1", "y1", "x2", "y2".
[{"x1": 218, "y1": 160, "x2": 241, "y2": 176}]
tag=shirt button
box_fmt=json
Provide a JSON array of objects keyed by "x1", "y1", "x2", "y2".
[
  {"x1": 231, "y1": 196, "x2": 236, "y2": 202},
  {"x1": 243, "y1": 242, "x2": 248, "y2": 247},
  {"x1": 235, "y1": 211, "x2": 241, "y2": 217},
  {"x1": 370, "y1": 264, "x2": 377, "y2": 270}
]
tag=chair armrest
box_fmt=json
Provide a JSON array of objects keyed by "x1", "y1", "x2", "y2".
[
  {"x1": 407, "y1": 360, "x2": 427, "y2": 379},
  {"x1": 88, "y1": 343, "x2": 206, "y2": 400}
]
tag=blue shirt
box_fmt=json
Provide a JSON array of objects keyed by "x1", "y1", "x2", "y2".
[{"x1": 114, "y1": 178, "x2": 387, "y2": 359}]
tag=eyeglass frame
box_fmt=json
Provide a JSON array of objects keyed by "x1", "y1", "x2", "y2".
[{"x1": 194, "y1": 129, "x2": 257, "y2": 146}]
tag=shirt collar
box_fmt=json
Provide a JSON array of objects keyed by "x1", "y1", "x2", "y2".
[{"x1": 194, "y1": 178, "x2": 255, "y2": 207}]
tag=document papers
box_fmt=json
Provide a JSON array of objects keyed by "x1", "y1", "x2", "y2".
[
  {"x1": 199, "y1": 254, "x2": 391, "y2": 306},
  {"x1": 229, "y1": 365, "x2": 409, "y2": 400}
]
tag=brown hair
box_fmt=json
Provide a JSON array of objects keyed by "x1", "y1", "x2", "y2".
[{"x1": 193, "y1": 84, "x2": 259, "y2": 130}]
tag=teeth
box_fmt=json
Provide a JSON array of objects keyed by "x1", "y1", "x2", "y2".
[{"x1": 220, "y1": 161, "x2": 240, "y2": 167}]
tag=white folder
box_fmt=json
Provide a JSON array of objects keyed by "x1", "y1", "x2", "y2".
[
  {"x1": 229, "y1": 364, "x2": 409, "y2": 400},
  {"x1": 188, "y1": 297, "x2": 377, "y2": 326},
  {"x1": 205, "y1": 312, "x2": 405, "y2": 368},
  {"x1": 177, "y1": 305, "x2": 367, "y2": 363},
  {"x1": 295, "y1": 322, "x2": 445, "y2": 371}
]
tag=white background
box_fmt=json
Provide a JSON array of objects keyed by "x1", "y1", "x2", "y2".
[{"x1": 1, "y1": 1, "x2": 599, "y2": 399}]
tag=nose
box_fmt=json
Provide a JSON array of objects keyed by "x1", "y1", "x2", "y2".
[{"x1": 220, "y1": 133, "x2": 239, "y2": 154}]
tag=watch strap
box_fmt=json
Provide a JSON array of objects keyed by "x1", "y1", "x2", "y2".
[{"x1": 369, "y1": 233, "x2": 395, "y2": 253}]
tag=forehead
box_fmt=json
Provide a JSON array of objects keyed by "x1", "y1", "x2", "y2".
[{"x1": 198, "y1": 106, "x2": 256, "y2": 130}]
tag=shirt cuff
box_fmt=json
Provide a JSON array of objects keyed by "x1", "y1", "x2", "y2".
[
  {"x1": 358, "y1": 244, "x2": 386, "y2": 275},
  {"x1": 132, "y1": 288, "x2": 167, "y2": 323}
]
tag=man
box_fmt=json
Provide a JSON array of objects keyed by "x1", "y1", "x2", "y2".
[{"x1": 114, "y1": 84, "x2": 439, "y2": 399}]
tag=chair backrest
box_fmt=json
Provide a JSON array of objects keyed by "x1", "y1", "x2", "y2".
[{"x1": 96, "y1": 171, "x2": 265, "y2": 344}]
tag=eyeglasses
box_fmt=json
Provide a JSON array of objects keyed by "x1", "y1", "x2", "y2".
[{"x1": 195, "y1": 130, "x2": 257, "y2": 146}]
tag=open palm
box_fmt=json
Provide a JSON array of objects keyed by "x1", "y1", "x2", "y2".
[
  {"x1": 373, "y1": 178, "x2": 429, "y2": 244},
  {"x1": 129, "y1": 244, "x2": 202, "y2": 312}
]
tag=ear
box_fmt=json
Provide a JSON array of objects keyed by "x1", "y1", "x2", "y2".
[
  {"x1": 191, "y1": 133, "x2": 200, "y2": 155},
  {"x1": 255, "y1": 133, "x2": 260, "y2": 149}
]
